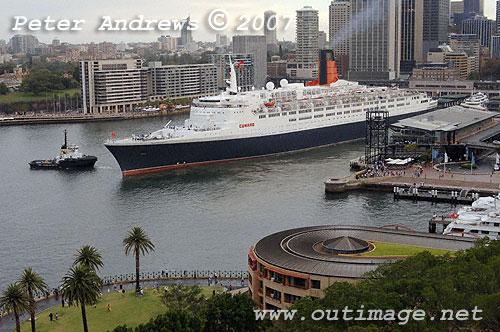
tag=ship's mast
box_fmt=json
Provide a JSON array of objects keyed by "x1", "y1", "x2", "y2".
[
  {"x1": 226, "y1": 57, "x2": 238, "y2": 95},
  {"x1": 62, "y1": 129, "x2": 68, "y2": 150}
]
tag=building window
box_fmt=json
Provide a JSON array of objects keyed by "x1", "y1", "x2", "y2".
[
  {"x1": 266, "y1": 287, "x2": 282, "y2": 301},
  {"x1": 284, "y1": 293, "x2": 302, "y2": 304},
  {"x1": 287, "y1": 276, "x2": 306, "y2": 289},
  {"x1": 311, "y1": 280, "x2": 321, "y2": 289},
  {"x1": 270, "y1": 271, "x2": 283, "y2": 283}
]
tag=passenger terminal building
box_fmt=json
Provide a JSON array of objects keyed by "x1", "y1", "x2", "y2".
[{"x1": 248, "y1": 225, "x2": 474, "y2": 310}]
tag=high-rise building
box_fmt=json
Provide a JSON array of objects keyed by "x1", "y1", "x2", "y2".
[
  {"x1": 288, "y1": 6, "x2": 319, "y2": 80},
  {"x1": 448, "y1": 34, "x2": 480, "y2": 72},
  {"x1": 264, "y1": 11, "x2": 279, "y2": 52},
  {"x1": 10, "y1": 34, "x2": 38, "y2": 54},
  {"x1": 215, "y1": 34, "x2": 228, "y2": 48},
  {"x1": 497, "y1": 1, "x2": 500, "y2": 34},
  {"x1": 445, "y1": 52, "x2": 475, "y2": 79},
  {"x1": 348, "y1": 0, "x2": 401, "y2": 81},
  {"x1": 451, "y1": 1, "x2": 468, "y2": 25},
  {"x1": 422, "y1": 0, "x2": 450, "y2": 59},
  {"x1": 491, "y1": 36, "x2": 500, "y2": 60},
  {"x1": 210, "y1": 53, "x2": 255, "y2": 92},
  {"x1": 148, "y1": 62, "x2": 218, "y2": 99},
  {"x1": 400, "y1": 0, "x2": 423, "y2": 74},
  {"x1": 329, "y1": 0, "x2": 351, "y2": 78},
  {"x1": 158, "y1": 35, "x2": 178, "y2": 51},
  {"x1": 52, "y1": 38, "x2": 61, "y2": 47},
  {"x1": 180, "y1": 16, "x2": 193, "y2": 46},
  {"x1": 450, "y1": 1, "x2": 464, "y2": 18},
  {"x1": 232, "y1": 35, "x2": 267, "y2": 88},
  {"x1": 463, "y1": 0, "x2": 484, "y2": 16},
  {"x1": 318, "y1": 31, "x2": 327, "y2": 49},
  {"x1": 462, "y1": 15, "x2": 495, "y2": 48},
  {"x1": 80, "y1": 59, "x2": 151, "y2": 114}
]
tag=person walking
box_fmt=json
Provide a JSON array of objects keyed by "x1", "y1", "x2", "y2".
[
  {"x1": 49, "y1": 312, "x2": 53, "y2": 322},
  {"x1": 107, "y1": 304, "x2": 111, "y2": 312}
]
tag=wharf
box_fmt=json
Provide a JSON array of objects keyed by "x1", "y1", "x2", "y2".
[
  {"x1": 428, "y1": 216, "x2": 456, "y2": 233},
  {"x1": 325, "y1": 166, "x2": 500, "y2": 200},
  {"x1": 0, "y1": 109, "x2": 189, "y2": 126}
]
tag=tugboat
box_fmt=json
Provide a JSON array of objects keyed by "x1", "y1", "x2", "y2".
[{"x1": 29, "y1": 130, "x2": 97, "y2": 169}]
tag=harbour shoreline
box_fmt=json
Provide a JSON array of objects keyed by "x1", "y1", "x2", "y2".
[{"x1": 0, "y1": 109, "x2": 189, "y2": 126}]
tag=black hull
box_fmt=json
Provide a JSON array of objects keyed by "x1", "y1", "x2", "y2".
[
  {"x1": 29, "y1": 157, "x2": 97, "y2": 169},
  {"x1": 106, "y1": 110, "x2": 432, "y2": 176}
]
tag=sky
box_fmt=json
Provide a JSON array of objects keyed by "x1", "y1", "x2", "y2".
[{"x1": 0, "y1": 0, "x2": 497, "y2": 45}]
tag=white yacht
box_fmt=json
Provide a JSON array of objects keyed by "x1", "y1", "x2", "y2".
[
  {"x1": 444, "y1": 195, "x2": 500, "y2": 239},
  {"x1": 461, "y1": 92, "x2": 489, "y2": 110}
]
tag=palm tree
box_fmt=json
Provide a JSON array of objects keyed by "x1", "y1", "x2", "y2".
[
  {"x1": 0, "y1": 283, "x2": 29, "y2": 332},
  {"x1": 18, "y1": 268, "x2": 47, "y2": 332},
  {"x1": 74, "y1": 245, "x2": 104, "y2": 271},
  {"x1": 61, "y1": 265, "x2": 102, "y2": 332},
  {"x1": 123, "y1": 227, "x2": 155, "y2": 292}
]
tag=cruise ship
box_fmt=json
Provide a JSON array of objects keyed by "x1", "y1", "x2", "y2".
[
  {"x1": 444, "y1": 195, "x2": 500, "y2": 239},
  {"x1": 105, "y1": 54, "x2": 437, "y2": 176}
]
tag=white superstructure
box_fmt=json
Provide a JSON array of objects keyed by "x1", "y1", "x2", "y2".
[
  {"x1": 113, "y1": 61, "x2": 437, "y2": 146},
  {"x1": 444, "y1": 195, "x2": 500, "y2": 239},
  {"x1": 461, "y1": 92, "x2": 489, "y2": 110}
]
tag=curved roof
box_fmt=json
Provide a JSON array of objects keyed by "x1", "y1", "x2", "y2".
[{"x1": 253, "y1": 225, "x2": 475, "y2": 278}]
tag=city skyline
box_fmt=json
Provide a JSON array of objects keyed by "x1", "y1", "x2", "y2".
[{"x1": 1, "y1": 0, "x2": 497, "y2": 44}]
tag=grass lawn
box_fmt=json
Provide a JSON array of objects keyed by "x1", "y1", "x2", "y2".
[
  {"x1": 361, "y1": 241, "x2": 455, "y2": 257},
  {"x1": 19, "y1": 286, "x2": 221, "y2": 332},
  {"x1": 0, "y1": 89, "x2": 80, "y2": 104}
]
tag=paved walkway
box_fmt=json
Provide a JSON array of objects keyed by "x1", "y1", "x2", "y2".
[
  {"x1": 378, "y1": 165, "x2": 500, "y2": 192},
  {"x1": 0, "y1": 277, "x2": 247, "y2": 332}
]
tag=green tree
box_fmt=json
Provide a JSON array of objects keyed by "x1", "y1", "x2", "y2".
[
  {"x1": 480, "y1": 59, "x2": 500, "y2": 80},
  {"x1": 21, "y1": 69, "x2": 65, "y2": 95},
  {"x1": 61, "y1": 265, "x2": 102, "y2": 332},
  {"x1": 468, "y1": 71, "x2": 480, "y2": 80},
  {"x1": 202, "y1": 293, "x2": 265, "y2": 332},
  {"x1": 161, "y1": 283, "x2": 206, "y2": 312},
  {"x1": 0, "y1": 83, "x2": 8, "y2": 95},
  {"x1": 123, "y1": 227, "x2": 155, "y2": 292},
  {"x1": 111, "y1": 309, "x2": 203, "y2": 332},
  {"x1": 74, "y1": 245, "x2": 104, "y2": 271},
  {"x1": 0, "y1": 283, "x2": 29, "y2": 332},
  {"x1": 18, "y1": 268, "x2": 48, "y2": 332},
  {"x1": 0, "y1": 63, "x2": 15, "y2": 73},
  {"x1": 404, "y1": 144, "x2": 420, "y2": 152}
]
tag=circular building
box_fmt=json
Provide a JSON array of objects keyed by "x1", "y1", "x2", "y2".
[{"x1": 247, "y1": 225, "x2": 475, "y2": 310}]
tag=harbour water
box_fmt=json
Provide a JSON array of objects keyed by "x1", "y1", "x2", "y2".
[{"x1": 0, "y1": 114, "x2": 458, "y2": 291}]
